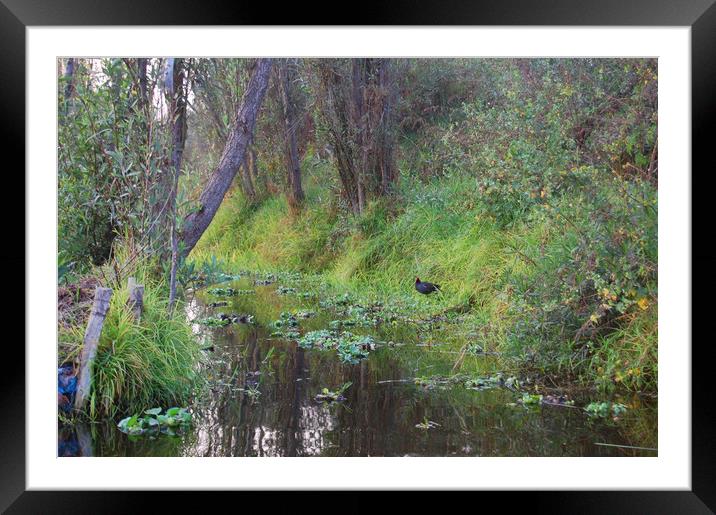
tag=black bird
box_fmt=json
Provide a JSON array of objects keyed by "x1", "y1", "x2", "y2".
[{"x1": 415, "y1": 277, "x2": 441, "y2": 295}]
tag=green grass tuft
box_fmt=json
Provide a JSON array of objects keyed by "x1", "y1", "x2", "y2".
[{"x1": 59, "y1": 265, "x2": 201, "y2": 420}]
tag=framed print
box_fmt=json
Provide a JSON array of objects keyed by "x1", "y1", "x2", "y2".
[{"x1": 5, "y1": 0, "x2": 714, "y2": 511}]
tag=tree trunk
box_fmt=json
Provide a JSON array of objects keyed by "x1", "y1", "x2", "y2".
[
  {"x1": 352, "y1": 59, "x2": 368, "y2": 214},
  {"x1": 247, "y1": 144, "x2": 261, "y2": 188},
  {"x1": 63, "y1": 58, "x2": 76, "y2": 101},
  {"x1": 180, "y1": 58, "x2": 273, "y2": 258},
  {"x1": 317, "y1": 60, "x2": 361, "y2": 215},
  {"x1": 238, "y1": 160, "x2": 257, "y2": 201},
  {"x1": 376, "y1": 59, "x2": 399, "y2": 195},
  {"x1": 61, "y1": 58, "x2": 77, "y2": 120},
  {"x1": 317, "y1": 59, "x2": 399, "y2": 215},
  {"x1": 137, "y1": 58, "x2": 148, "y2": 109},
  {"x1": 167, "y1": 59, "x2": 188, "y2": 311},
  {"x1": 148, "y1": 58, "x2": 177, "y2": 253},
  {"x1": 278, "y1": 59, "x2": 305, "y2": 209}
]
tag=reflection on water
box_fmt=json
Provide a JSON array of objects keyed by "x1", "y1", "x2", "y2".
[{"x1": 59, "y1": 279, "x2": 657, "y2": 457}]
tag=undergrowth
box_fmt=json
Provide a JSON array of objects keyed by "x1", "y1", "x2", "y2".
[
  {"x1": 59, "y1": 253, "x2": 201, "y2": 420},
  {"x1": 190, "y1": 60, "x2": 658, "y2": 393},
  {"x1": 191, "y1": 155, "x2": 657, "y2": 393}
]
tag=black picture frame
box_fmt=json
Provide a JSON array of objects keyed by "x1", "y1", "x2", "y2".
[{"x1": 4, "y1": 0, "x2": 713, "y2": 511}]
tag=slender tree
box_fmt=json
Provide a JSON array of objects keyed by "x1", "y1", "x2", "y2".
[
  {"x1": 278, "y1": 59, "x2": 305, "y2": 209},
  {"x1": 317, "y1": 60, "x2": 362, "y2": 214},
  {"x1": 137, "y1": 58, "x2": 149, "y2": 109},
  {"x1": 317, "y1": 58, "x2": 399, "y2": 215},
  {"x1": 180, "y1": 58, "x2": 273, "y2": 258},
  {"x1": 167, "y1": 58, "x2": 189, "y2": 310},
  {"x1": 63, "y1": 58, "x2": 76, "y2": 102},
  {"x1": 59, "y1": 58, "x2": 77, "y2": 123}
]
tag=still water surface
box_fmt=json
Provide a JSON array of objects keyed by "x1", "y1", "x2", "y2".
[{"x1": 59, "y1": 278, "x2": 657, "y2": 457}]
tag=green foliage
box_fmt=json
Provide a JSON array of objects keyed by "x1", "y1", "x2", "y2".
[
  {"x1": 206, "y1": 287, "x2": 255, "y2": 296},
  {"x1": 519, "y1": 393, "x2": 544, "y2": 407},
  {"x1": 59, "y1": 58, "x2": 170, "y2": 265},
  {"x1": 298, "y1": 330, "x2": 375, "y2": 364},
  {"x1": 587, "y1": 303, "x2": 657, "y2": 393},
  {"x1": 174, "y1": 58, "x2": 657, "y2": 393},
  {"x1": 117, "y1": 407, "x2": 192, "y2": 436},
  {"x1": 197, "y1": 316, "x2": 231, "y2": 327},
  {"x1": 315, "y1": 382, "x2": 352, "y2": 402},
  {"x1": 193, "y1": 152, "x2": 656, "y2": 391},
  {"x1": 58, "y1": 252, "x2": 78, "y2": 285},
  {"x1": 584, "y1": 401, "x2": 628, "y2": 418},
  {"x1": 271, "y1": 311, "x2": 299, "y2": 329},
  {"x1": 504, "y1": 169, "x2": 657, "y2": 380},
  {"x1": 59, "y1": 260, "x2": 200, "y2": 419}
]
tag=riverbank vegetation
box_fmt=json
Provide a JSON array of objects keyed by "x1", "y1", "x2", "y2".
[
  {"x1": 190, "y1": 59, "x2": 658, "y2": 393},
  {"x1": 58, "y1": 244, "x2": 200, "y2": 419},
  {"x1": 58, "y1": 58, "x2": 657, "y2": 421}
]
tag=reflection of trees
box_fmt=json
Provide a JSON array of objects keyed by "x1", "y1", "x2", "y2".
[
  {"x1": 284, "y1": 346, "x2": 303, "y2": 456},
  {"x1": 81, "y1": 291, "x2": 657, "y2": 457},
  {"x1": 184, "y1": 326, "x2": 323, "y2": 456},
  {"x1": 182, "y1": 323, "x2": 657, "y2": 457}
]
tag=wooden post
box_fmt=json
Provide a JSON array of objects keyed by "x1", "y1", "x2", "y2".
[
  {"x1": 127, "y1": 277, "x2": 144, "y2": 322},
  {"x1": 74, "y1": 287, "x2": 112, "y2": 411}
]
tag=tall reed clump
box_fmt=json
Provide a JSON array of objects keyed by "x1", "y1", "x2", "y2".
[{"x1": 60, "y1": 266, "x2": 201, "y2": 420}]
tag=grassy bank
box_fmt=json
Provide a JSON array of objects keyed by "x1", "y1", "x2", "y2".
[
  {"x1": 59, "y1": 255, "x2": 201, "y2": 420},
  {"x1": 190, "y1": 154, "x2": 657, "y2": 394}
]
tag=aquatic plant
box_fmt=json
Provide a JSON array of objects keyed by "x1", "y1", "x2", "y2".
[
  {"x1": 414, "y1": 374, "x2": 468, "y2": 390},
  {"x1": 519, "y1": 393, "x2": 544, "y2": 408},
  {"x1": 315, "y1": 382, "x2": 352, "y2": 402},
  {"x1": 298, "y1": 330, "x2": 376, "y2": 364},
  {"x1": 464, "y1": 373, "x2": 520, "y2": 391},
  {"x1": 415, "y1": 417, "x2": 440, "y2": 430},
  {"x1": 329, "y1": 319, "x2": 356, "y2": 330},
  {"x1": 117, "y1": 407, "x2": 192, "y2": 436},
  {"x1": 270, "y1": 329, "x2": 300, "y2": 340},
  {"x1": 199, "y1": 313, "x2": 254, "y2": 327},
  {"x1": 272, "y1": 311, "x2": 299, "y2": 329},
  {"x1": 584, "y1": 401, "x2": 628, "y2": 418},
  {"x1": 319, "y1": 293, "x2": 353, "y2": 309},
  {"x1": 412, "y1": 373, "x2": 519, "y2": 392},
  {"x1": 198, "y1": 316, "x2": 231, "y2": 327},
  {"x1": 207, "y1": 287, "x2": 255, "y2": 296},
  {"x1": 298, "y1": 329, "x2": 337, "y2": 350}
]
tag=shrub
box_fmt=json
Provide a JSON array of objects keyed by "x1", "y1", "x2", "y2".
[
  {"x1": 59, "y1": 272, "x2": 201, "y2": 419},
  {"x1": 504, "y1": 169, "x2": 657, "y2": 379}
]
